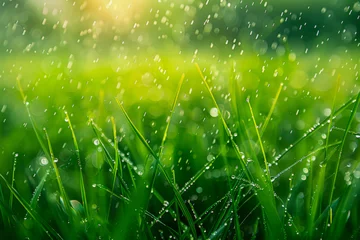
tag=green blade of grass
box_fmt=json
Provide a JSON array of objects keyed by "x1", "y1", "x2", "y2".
[
  {"x1": 218, "y1": 117, "x2": 242, "y2": 240},
  {"x1": 306, "y1": 146, "x2": 338, "y2": 238},
  {"x1": 324, "y1": 75, "x2": 341, "y2": 163},
  {"x1": 115, "y1": 97, "x2": 198, "y2": 238},
  {"x1": 9, "y1": 154, "x2": 17, "y2": 210},
  {"x1": 0, "y1": 184, "x2": 11, "y2": 228},
  {"x1": 95, "y1": 184, "x2": 179, "y2": 236},
  {"x1": 0, "y1": 174, "x2": 63, "y2": 240},
  {"x1": 188, "y1": 201, "x2": 207, "y2": 240},
  {"x1": 65, "y1": 111, "x2": 89, "y2": 219},
  {"x1": 29, "y1": 172, "x2": 48, "y2": 208},
  {"x1": 251, "y1": 217, "x2": 259, "y2": 240},
  {"x1": 306, "y1": 77, "x2": 340, "y2": 238},
  {"x1": 274, "y1": 94, "x2": 357, "y2": 163},
  {"x1": 16, "y1": 79, "x2": 50, "y2": 158},
  {"x1": 144, "y1": 74, "x2": 184, "y2": 220},
  {"x1": 195, "y1": 63, "x2": 249, "y2": 177},
  {"x1": 327, "y1": 91, "x2": 360, "y2": 227},
  {"x1": 89, "y1": 118, "x2": 137, "y2": 192},
  {"x1": 44, "y1": 128, "x2": 71, "y2": 217},
  {"x1": 329, "y1": 180, "x2": 360, "y2": 239},
  {"x1": 196, "y1": 63, "x2": 284, "y2": 239},
  {"x1": 260, "y1": 83, "x2": 283, "y2": 136},
  {"x1": 108, "y1": 116, "x2": 122, "y2": 220},
  {"x1": 247, "y1": 97, "x2": 271, "y2": 180},
  {"x1": 271, "y1": 141, "x2": 341, "y2": 182},
  {"x1": 151, "y1": 144, "x2": 223, "y2": 228}
]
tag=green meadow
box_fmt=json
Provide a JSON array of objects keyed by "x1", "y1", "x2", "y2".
[{"x1": 0, "y1": 0, "x2": 360, "y2": 239}]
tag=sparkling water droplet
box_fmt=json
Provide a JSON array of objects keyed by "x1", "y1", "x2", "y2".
[
  {"x1": 40, "y1": 157, "x2": 49, "y2": 166},
  {"x1": 209, "y1": 108, "x2": 218, "y2": 117}
]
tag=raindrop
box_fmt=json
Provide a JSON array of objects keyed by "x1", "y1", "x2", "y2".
[
  {"x1": 209, "y1": 108, "x2": 218, "y2": 117},
  {"x1": 39, "y1": 157, "x2": 49, "y2": 166}
]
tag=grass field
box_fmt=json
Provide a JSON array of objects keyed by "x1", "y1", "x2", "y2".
[
  {"x1": 0, "y1": 49, "x2": 360, "y2": 239},
  {"x1": 1, "y1": 0, "x2": 360, "y2": 239}
]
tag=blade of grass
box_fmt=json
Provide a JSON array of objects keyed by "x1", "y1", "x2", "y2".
[
  {"x1": 306, "y1": 146, "x2": 338, "y2": 238},
  {"x1": 247, "y1": 97, "x2": 271, "y2": 181},
  {"x1": 274, "y1": 95, "x2": 357, "y2": 163},
  {"x1": 188, "y1": 201, "x2": 207, "y2": 240},
  {"x1": 306, "y1": 77, "x2": 340, "y2": 238},
  {"x1": 151, "y1": 148, "x2": 223, "y2": 227},
  {"x1": 251, "y1": 217, "x2": 259, "y2": 240},
  {"x1": 196, "y1": 63, "x2": 284, "y2": 239},
  {"x1": 0, "y1": 174, "x2": 63, "y2": 240},
  {"x1": 327, "y1": 91, "x2": 360, "y2": 227},
  {"x1": 195, "y1": 63, "x2": 249, "y2": 177},
  {"x1": 115, "y1": 98, "x2": 198, "y2": 238},
  {"x1": 44, "y1": 128, "x2": 71, "y2": 216},
  {"x1": 9, "y1": 154, "x2": 17, "y2": 210},
  {"x1": 260, "y1": 83, "x2": 283, "y2": 136},
  {"x1": 241, "y1": 120, "x2": 284, "y2": 239},
  {"x1": 218, "y1": 118, "x2": 242, "y2": 240},
  {"x1": 95, "y1": 184, "x2": 178, "y2": 235},
  {"x1": 89, "y1": 118, "x2": 137, "y2": 191},
  {"x1": 271, "y1": 141, "x2": 341, "y2": 182},
  {"x1": 107, "y1": 116, "x2": 122, "y2": 221},
  {"x1": 324, "y1": 75, "x2": 341, "y2": 162},
  {"x1": 0, "y1": 184, "x2": 11, "y2": 228},
  {"x1": 329, "y1": 180, "x2": 360, "y2": 239},
  {"x1": 16, "y1": 79, "x2": 49, "y2": 158},
  {"x1": 65, "y1": 111, "x2": 89, "y2": 219},
  {"x1": 145, "y1": 74, "x2": 184, "y2": 217}
]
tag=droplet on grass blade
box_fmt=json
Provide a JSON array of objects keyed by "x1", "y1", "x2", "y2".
[
  {"x1": 209, "y1": 107, "x2": 218, "y2": 117},
  {"x1": 39, "y1": 157, "x2": 49, "y2": 166}
]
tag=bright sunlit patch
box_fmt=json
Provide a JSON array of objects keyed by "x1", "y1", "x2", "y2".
[{"x1": 87, "y1": 0, "x2": 149, "y2": 31}]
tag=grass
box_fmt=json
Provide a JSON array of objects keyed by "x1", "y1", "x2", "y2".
[{"x1": 0, "y1": 51, "x2": 360, "y2": 239}]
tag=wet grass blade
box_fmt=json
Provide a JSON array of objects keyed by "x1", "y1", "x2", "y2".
[
  {"x1": 0, "y1": 184, "x2": 11, "y2": 228},
  {"x1": 26, "y1": 172, "x2": 49, "y2": 221},
  {"x1": 324, "y1": 75, "x2": 341, "y2": 162},
  {"x1": 9, "y1": 154, "x2": 17, "y2": 210},
  {"x1": 145, "y1": 74, "x2": 184, "y2": 214},
  {"x1": 248, "y1": 98, "x2": 271, "y2": 180},
  {"x1": 329, "y1": 181, "x2": 360, "y2": 239},
  {"x1": 274, "y1": 95, "x2": 357, "y2": 162},
  {"x1": 196, "y1": 63, "x2": 284, "y2": 239},
  {"x1": 218, "y1": 118, "x2": 242, "y2": 240},
  {"x1": 65, "y1": 112, "x2": 89, "y2": 219},
  {"x1": 195, "y1": 63, "x2": 249, "y2": 178},
  {"x1": 271, "y1": 141, "x2": 341, "y2": 182},
  {"x1": 95, "y1": 184, "x2": 178, "y2": 235},
  {"x1": 306, "y1": 147, "x2": 338, "y2": 238},
  {"x1": 0, "y1": 174, "x2": 63, "y2": 240},
  {"x1": 151, "y1": 140, "x2": 224, "y2": 228},
  {"x1": 327, "y1": 91, "x2": 360, "y2": 226},
  {"x1": 115, "y1": 98, "x2": 198, "y2": 238},
  {"x1": 44, "y1": 128, "x2": 71, "y2": 216},
  {"x1": 89, "y1": 118, "x2": 137, "y2": 191},
  {"x1": 16, "y1": 79, "x2": 49, "y2": 158},
  {"x1": 260, "y1": 83, "x2": 283, "y2": 136},
  {"x1": 108, "y1": 116, "x2": 122, "y2": 220}
]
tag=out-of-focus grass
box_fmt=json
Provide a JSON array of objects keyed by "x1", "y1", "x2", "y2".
[{"x1": 0, "y1": 50, "x2": 359, "y2": 239}]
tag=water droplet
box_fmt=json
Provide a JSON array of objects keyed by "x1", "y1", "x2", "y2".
[
  {"x1": 93, "y1": 139, "x2": 100, "y2": 145},
  {"x1": 209, "y1": 108, "x2": 218, "y2": 117},
  {"x1": 40, "y1": 157, "x2": 49, "y2": 166}
]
